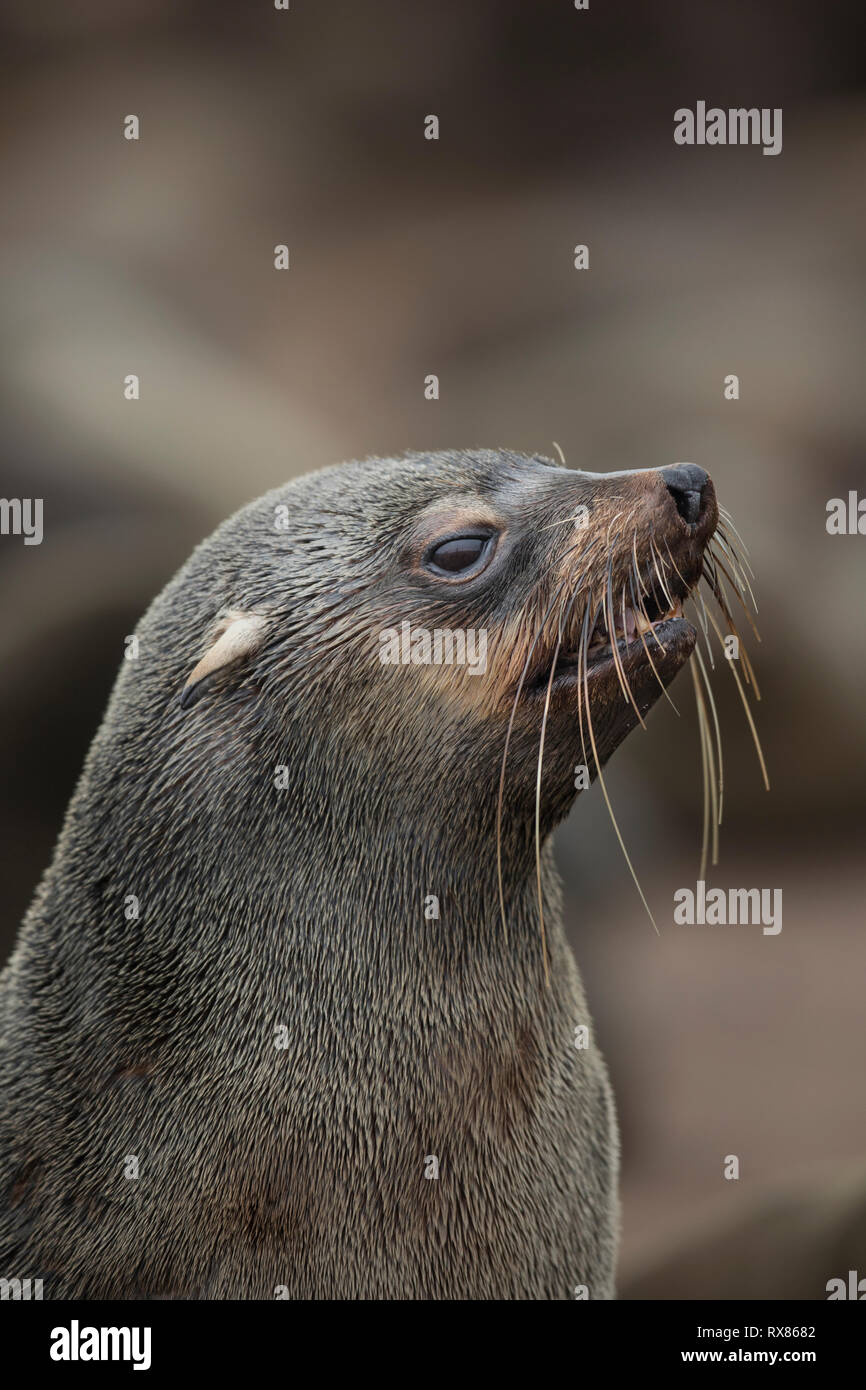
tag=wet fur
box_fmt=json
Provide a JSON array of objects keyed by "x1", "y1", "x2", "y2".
[{"x1": 0, "y1": 450, "x2": 715, "y2": 1299}]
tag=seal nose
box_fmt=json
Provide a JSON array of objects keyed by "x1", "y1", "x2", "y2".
[{"x1": 659, "y1": 463, "x2": 710, "y2": 526}]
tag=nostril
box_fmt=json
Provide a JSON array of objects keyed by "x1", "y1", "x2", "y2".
[
  {"x1": 668, "y1": 484, "x2": 702, "y2": 525},
  {"x1": 659, "y1": 464, "x2": 710, "y2": 527}
]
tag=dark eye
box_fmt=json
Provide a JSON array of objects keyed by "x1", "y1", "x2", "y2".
[{"x1": 426, "y1": 534, "x2": 493, "y2": 576}]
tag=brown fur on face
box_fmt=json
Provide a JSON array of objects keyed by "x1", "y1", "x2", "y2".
[{"x1": 0, "y1": 450, "x2": 716, "y2": 1299}]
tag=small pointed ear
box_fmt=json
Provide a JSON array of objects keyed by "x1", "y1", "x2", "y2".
[{"x1": 180, "y1": 611, "x2": 269, "y2": 710}]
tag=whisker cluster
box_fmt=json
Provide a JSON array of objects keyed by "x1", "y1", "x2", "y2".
[{"x1": 496, "y1": 506, "x2": 769, "y2": 984}]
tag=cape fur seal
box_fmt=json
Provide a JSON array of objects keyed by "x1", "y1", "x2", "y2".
[{"x1": 0, "y1": 449, "x2": 721, "y2": 1299}]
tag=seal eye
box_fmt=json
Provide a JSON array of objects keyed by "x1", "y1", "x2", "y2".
[{"x1": 425, "y1": 534, "x2": 493, "y2": 576}]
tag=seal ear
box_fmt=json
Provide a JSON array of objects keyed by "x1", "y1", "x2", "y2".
[{"x1": 180, "y1": 611, "x2": 269, "y2": 710}]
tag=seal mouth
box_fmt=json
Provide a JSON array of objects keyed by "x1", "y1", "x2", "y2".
[
  {"x1": 528, "y1": 586, "x2": 695, "y2": 696},
  {"x1": 496, "y1": 474, "x2": 768, "y2": 987},
  {"x1": 553, "y1": 600, "x2": 688, "y2": 684}
]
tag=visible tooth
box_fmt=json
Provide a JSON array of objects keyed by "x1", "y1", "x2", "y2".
[
  {"x1": 593, "y1": 597, "x2": 684, "y2": 649},
  {"x1": 610, "y1": 607, "x2": 637, "y2": 641},
  {"x1": 634, "y1": 599, "x2": 683, "y2": 634}
]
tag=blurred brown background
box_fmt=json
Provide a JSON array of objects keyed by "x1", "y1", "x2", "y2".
[{"x1": 1, "y1": 0, "x2": 864, "y2": 1297}]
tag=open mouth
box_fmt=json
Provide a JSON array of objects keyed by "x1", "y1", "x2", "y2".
[
  {"x1": 529, "y1": 592, "x2": 694, "y2": 695},
  {"x1": 583, "y1": 596, "x2": 685, "y2": 667}
]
